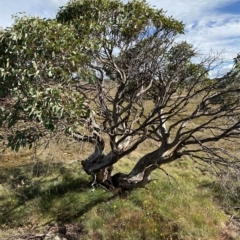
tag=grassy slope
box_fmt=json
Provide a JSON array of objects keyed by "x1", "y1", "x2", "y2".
[{"x1": 0, "y1": 138, "x2": 239, "y2": 240}]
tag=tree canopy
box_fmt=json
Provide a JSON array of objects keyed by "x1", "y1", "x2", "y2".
[{"x1": 0, "y1": 0, "x2": 240, "y2": 190}]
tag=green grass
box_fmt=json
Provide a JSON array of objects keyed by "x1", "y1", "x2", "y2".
[
  {"x1": 0, "y1": 143, "x2": 234, "y2": 240},
  {"x1": 1, "y1": 85, "x2": 240, "y2": 239},
  {"x1": 0, "y1": 126, "x2": 239, "y2": 240}
]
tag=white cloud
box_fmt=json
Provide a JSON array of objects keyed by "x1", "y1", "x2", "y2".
[
  {"x1": 182, "y1": 16, "x2": 240, "y2": 59},
  {"x1": 1, "y1": 0, "x2": 239, "y2": 76},
  {"x1": 0, "y1": 0, "x2": 67, "y2": 28},
  {"x1": 145, "y1": 0, "x2": 238, "y2": 22},
  {"x1": 209, "y1": 62, "x2": 234, "y2": 78},
  {"x1": 124, "y1": 0, "x2": 240, "y2": 61},
  {"x1": 153, "y1": 1, "x2": 239, "y2": 56}
]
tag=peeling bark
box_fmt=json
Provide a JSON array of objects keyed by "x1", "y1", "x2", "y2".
[{"x1": 68, "y1": 15, "x2": 240, "y2": 191}]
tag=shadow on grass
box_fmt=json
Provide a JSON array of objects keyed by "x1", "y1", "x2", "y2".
[
  {"x1": 0, "y1": 161, "x2": 115, "y2": 226},
  {"x1": 198, "y1": 173, "x2": 240, "y2": 216}
]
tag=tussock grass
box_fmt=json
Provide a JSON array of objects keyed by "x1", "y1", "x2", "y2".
[
  {"x1": 0, "y1": 138, "x2": 233, "y2": 239},
  {"x1": 1, "y1": 89, "x2": 240, "y2": 239}
]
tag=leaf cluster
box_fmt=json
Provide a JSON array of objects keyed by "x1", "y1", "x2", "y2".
[{"x1": 0, "y1": 14, "x2": 90, "y2": 150}]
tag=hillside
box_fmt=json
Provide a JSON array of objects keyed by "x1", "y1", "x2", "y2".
[
  {"x1": 0, "y1": 136, "x2": 239, "y2": 240},
  {"x1": 0, "y1": 0, "x2": 240, "y2": 238}
]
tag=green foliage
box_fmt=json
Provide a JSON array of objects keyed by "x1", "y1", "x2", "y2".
[
  {"x1": 0, "y1": 15, "x2": 84, "y2": 91},
  {"x1": 0, "y1": 0, "x2": 185, "y2": 151},
  {"x1": 166, "y1": 42, "x2": 209, "y2": 88},
  {"x1": 57, "y1": 0, "x2": 184, "y2": 45},
  {"x1": 0, "y1": 154, "x2": 227, "y2": 239},
  {"x1": 0, "y1": 14, "x2": 89, "y2": 150},
  {"x1": 0, "y1": 2, "x2": 239, "y2": 238},
  {"x1": 234, "y1": 53, "x2": 240, "y2": 68}
]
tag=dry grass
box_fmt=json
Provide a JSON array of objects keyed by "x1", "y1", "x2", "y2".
[
  {"x1": 0, "y1": 136, "x2": 238, "y2": 239},
  {"x1": 0, "y1": 92, "x2": 240, "y2": 239}
]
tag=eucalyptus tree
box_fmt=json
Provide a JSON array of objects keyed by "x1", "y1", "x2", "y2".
[
  {"x1": 1, "y1": 0, "x2": 240, "y2": 190},
  {"x1": 0, "y1": 14, "x2": 90, "y2": 148}
]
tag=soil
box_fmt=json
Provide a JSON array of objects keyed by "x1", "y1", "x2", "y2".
[{"x1": 2, "y1": 223, "x2": 87, "y2": 240}]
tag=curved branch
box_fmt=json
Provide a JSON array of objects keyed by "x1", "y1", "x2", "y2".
[{"x1": 72, "y1": 132, "x2": 105, "y2": 174}]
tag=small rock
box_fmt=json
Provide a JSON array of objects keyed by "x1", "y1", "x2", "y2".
[{"x1": 44, "y1": 233, "x2": 63, "y2": 240}]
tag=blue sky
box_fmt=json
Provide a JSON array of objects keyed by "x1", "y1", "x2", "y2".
[
  {"x1": 217, "y1": 0, "x2": 240, "y2": 14},
  {"x1": 0, "y1": 0, "x2": 239, "y2": 76}
]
